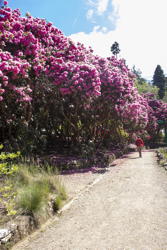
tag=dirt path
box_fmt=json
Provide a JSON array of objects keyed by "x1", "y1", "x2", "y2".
[{"x1": 12, "y1": 150, "x2": 167, "y2": 250}]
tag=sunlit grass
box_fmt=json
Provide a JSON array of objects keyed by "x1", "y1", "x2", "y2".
[{"x1": 5, "y1": 164, "x2": 67, "y2": 216}]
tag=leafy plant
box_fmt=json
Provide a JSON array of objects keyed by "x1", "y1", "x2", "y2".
[
  {"x1": 0, "y1": 145, "x2": 20, "y2": 222},
  {"x1": 53, "y1": 195, "x2": 63, "y2": 211},
  {"x1": 15, "y1": 166, "x2": 67, "y2": 215},
  {"x1": 16, "y1": 182, "x2": 49, "y2": 214},
  {"x1": 0, "y1": 144, "x2": 20, "y2": 176}
]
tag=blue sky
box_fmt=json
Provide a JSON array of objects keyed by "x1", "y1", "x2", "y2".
[
  {"x1": 6, "y1": 0, "x2": 167, "y2": 80},
  {"x1": 8, "y1": 0, "x2": 116, "y2": 36}
]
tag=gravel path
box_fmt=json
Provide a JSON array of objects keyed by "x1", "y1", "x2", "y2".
[{"x1": 12, "y1": 150, "x2": 167, "y2": 250}]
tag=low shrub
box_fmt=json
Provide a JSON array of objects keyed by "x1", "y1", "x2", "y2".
[
  {"x1": 0, "y1": 145, "x2": 20, "y2": 224},
  {"x1": 16, "y1": 181, "x2": 49, "y2": 214},
  {"x1": 57, "y1": 184, "x2": 68, "y2": 201},
  {"x1": 53, "y1": 195, "x2": 63, "y2": 211},
  {"x1": 0, "y1": 144, "x2": 20, "y2": 177},
  {"x1": 0, "y1": 145, "x2": 68, "y2": 223},
  {"x1": 16, "y1": 170, "x2": 67, "y2": 215},
  {"x1": 157, "y1": 148, "x2": 167, "y2": 166}
]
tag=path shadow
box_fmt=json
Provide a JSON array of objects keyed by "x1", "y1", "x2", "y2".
[
  {"x1": 61, "y1": 165, "x2": 110, "y2": 175},
  {"x1": 143, "y1": 149, "x2": 155, "y2": 152},
  {"x1": 121, "y1": 155, "x2": 129, "y2": 159},
  {"x1": 110, "y1": 163, "x2": 117, "y2": 167},
  {"x1": 92, "y1": 168, "x2": 109, "y2": 174},
  {"x1": 129, "y1": 157, "x2": 140, "y2": 159}
]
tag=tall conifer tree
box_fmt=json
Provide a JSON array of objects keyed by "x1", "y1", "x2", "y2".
[
  {"x1": 153, "y1": 65, "x2": 165, "y2": 99},
  {"x1": 111, "y1": 42, "x2": 120, "y2": 58}
]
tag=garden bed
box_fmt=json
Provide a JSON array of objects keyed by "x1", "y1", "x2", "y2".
[
  {"x1": 156, "y1": 148, "x2": 167, "y2": 169},
  {"x1": 0, "y1": 146, "x2": 130, "y2": 249}
]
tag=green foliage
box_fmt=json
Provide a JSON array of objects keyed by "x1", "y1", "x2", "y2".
[
  {"x1": 158, "y1": 148, "x2": 167, "y2": 166},
  {"x1": 119, "y1": 128, "x2": 129, "y2": 139},
  {"x1": 0, "y1": 145, "x2": 20, "y2": 221},
  {"x1": 132, "y1": 66, "x2": 159, "y2": 97},
  {"x1": 135, "y1": 81, "x2": 158, "y2": 96},
  {"x1": 14, "y1": 166, "x2": 33, "y2": 186},
  {"x1": 111, "y1": 41, "x2": 120, "y2": 57},
  {"x1": 15, "y1": 165, "x2": 67, "y2": 215},
  {"x1": 17, "y1": 182, "x2": 49, "y2": 214},
  {"x1": 80, "y1": 141, "x2": 96, "y2": 159},
  {"x1": 0, "y1": 147, "x2": 67, "y2": 222},
  {"x1": 0, "y1": 145, "x2": 20, "y2": 176},
  {"x1": 0, "y1": 183, "x2": 17, "y2": 218},
  {"x1": 5, "y1": 200, "x2": 17, "y2": 216},
  {"x1": 132, "y1": 66, "x2": 146, "y2": 85},
  {"x1": 0, "y1": 163, "x2": 19, "y2": 176},
  {"x1": 56, "y1": 183, "x2": 67, "y2": 201},
  {"x1": 159, "y1": 148, "x2": 167, "y2": 159},
  {"x1": 163, "y1": 91, "x2": 167, "y2": 103},
  {"x1": 53, "y1": 195, "x2": 63, "y2": 211},
  {"x1": 153, "y1": 65, "x2": 166, "y2": 99},
  {"x1": 36, "y1": 175, "x2": 57, "y2": 193}
]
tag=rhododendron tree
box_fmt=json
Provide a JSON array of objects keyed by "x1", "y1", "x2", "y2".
[
  {"x1": 144, "y1": 94, "x2": 167, "y2": 136},
  {"x1": 0, "y1": 4, "x2": 100, "y2": 146},
  {"x1": 88, "y1": 56, "x2": 150, "y2": 146},
  {"x1": 0, "y1": 2, "x2": 164, "y2": 153}
]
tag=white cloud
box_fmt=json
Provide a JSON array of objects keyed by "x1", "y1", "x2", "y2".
[
  {"x1": 70, "y1": 0, "x2": 167, "y2": 79},
  {"x1": 86, "y1": 0, "x2": 110, "y2": 16},
  {"x1": 96, "y1": 0, "x2": 109, "y2": 15},
  {"x1": 108, "y1": 0, "x2": 119, "y2": 24},
  {"x1": 86, "y1": 9, "x2": 94, "y2": 20}
]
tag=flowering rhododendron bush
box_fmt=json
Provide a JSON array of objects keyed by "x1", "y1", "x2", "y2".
[
  {"x1": 89, "y1": 56, "x2": 151, "y2": 143},
  {"x1": 0, "y1": 2, "x2": 166, "y2": 153},
  {"x1": 143, "y1": 93, "x2": 167, "y2": 138}
]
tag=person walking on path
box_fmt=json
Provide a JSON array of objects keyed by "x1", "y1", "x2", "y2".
[{"x1": 135, "y1": 137, "x2": 144, "y2": 157}]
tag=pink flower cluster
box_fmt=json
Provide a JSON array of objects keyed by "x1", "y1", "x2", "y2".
[
  {"x1": 0, "y1": 5, "x2": 102, "y2": 101},
  {"x1": 144, "y1": 93, "x2": 167, "y2": 126},
  {"x1": 0, "y1": 49, "x2": 30, "y2": 100},
  {"x1": 0, "y1": 3, "x2": 166, "y2": 136}
]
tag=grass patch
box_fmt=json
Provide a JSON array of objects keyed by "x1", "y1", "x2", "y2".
[
  {"x1": 159, "y1": 148, "x2": 167, "y2": 159},
  {"x1": 57, "y1": 184, "x2": 68, "y2": 201},
  {"x1": 14, "y1": 165, "x2": 67, "y2": 215},
  {"x1": 53, "y1": 195, "x2": 63, "y2": 211},
  {"x1": 158, "y1": 148, "x2": 167, "y2": 166},
  {"x1": 16, "y1": 182, "x2": 49, "y2": 214},
  {"x1": 0, "y1": 163, "x2": 67, "y2": 224},
  {"x1": 0, "y1": 145, "x2": 68, "y2": 225}
]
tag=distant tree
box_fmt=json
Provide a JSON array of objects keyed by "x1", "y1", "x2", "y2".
[
  {"x1": 132, "y1": 65, "x2": 159, "y2": 96},
  {"x1": 136, "y1": 81, "x2": 158, "y2": 96},
  {"x1": 153, "y1": 65, "x2": 166, "y2": 99},
  {"x1": 132, "y1": 66, "x2": 146, "y2": 85},
  {"x1": 163, "y1": 78, "x2": 167, "y2": 103},
  {"x1": 111, "y1": 42, "x2": 120, "y2": 58}
]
